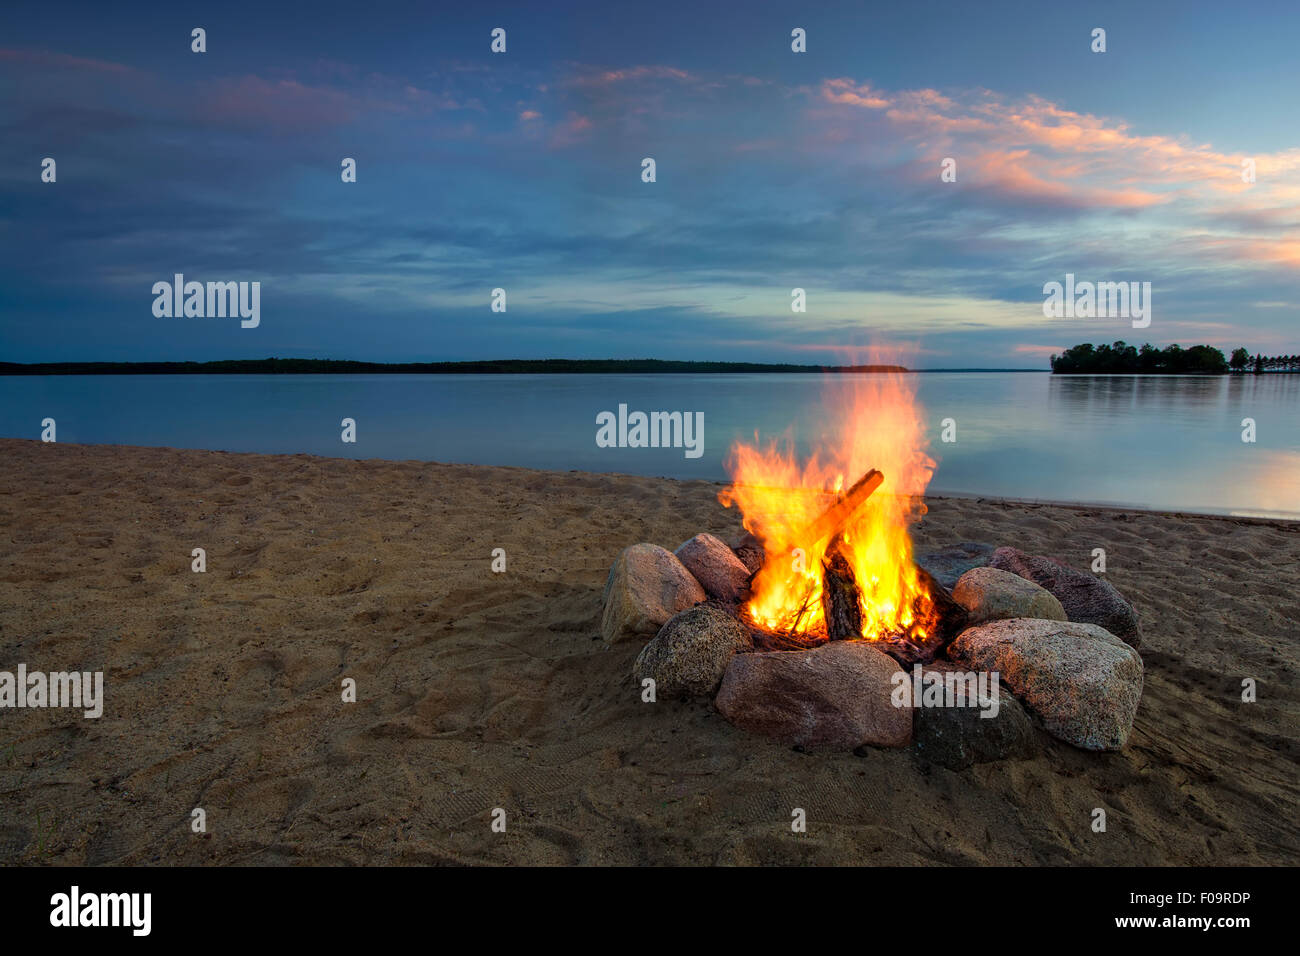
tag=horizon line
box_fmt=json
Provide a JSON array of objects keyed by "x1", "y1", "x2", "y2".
[{"x1": 0, "y1": 357, "x2": 1058, "y2": 375}]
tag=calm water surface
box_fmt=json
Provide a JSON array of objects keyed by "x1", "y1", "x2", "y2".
[{"x1": 1, "y1": 372, "x2": 1296, "y2": 517}]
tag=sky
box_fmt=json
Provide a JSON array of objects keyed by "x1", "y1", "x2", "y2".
[{"x1": 2, "y1": 0, "x2": 1298, "y2": 368}]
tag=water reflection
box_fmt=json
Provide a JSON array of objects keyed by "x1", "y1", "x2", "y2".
[
  {"x1": 1037, "y1": 374, "x2": 1299, "y2": 514},
  {"x1": 0, "y1": 372, "x2": 1296, "y2": 517},
  {"x1": 1049, "y1": 374, "x2": 1227, "y2": 424}
]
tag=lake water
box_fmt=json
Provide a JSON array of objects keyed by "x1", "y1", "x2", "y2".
[{"x1": 2, "y1": 372, "x2": 1297, "y2": 518}]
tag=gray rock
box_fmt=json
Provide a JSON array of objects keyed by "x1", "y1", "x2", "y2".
[
  {"x1": 633, "y1": 604, "x2": 753, "y2": 699},
  {"x1": 601, "y1": 543, "x2": 706, "y2": 643},
  {"x1": 910, "y1": 661, "x2": 1039, "y2": 770},
  {"x1": 729, "y1": 531, "x2": 765, "y2": 575},
  {"x1": 914, "y1": 542, "x2": 996, "y2": 590},
  {"x1": 952, "y1": 566, "x2": 1067, "y2": 625},
  {"x1": 714, "y1": 642, "x2": 911, "y2": 751},
  {"x1": 947, "y1": 618, "x2": 1143, "y2": 751},
  {"x1": 988, "y1": 546, "x2": 1141, "y2": 647},
  {"x1": 675, "y1": 533, "x2": 752, "y2": 603}
]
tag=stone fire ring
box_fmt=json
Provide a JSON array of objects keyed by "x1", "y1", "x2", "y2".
[{"x1": 601, "y1": 534, "x2": 1144, "y2": 768}]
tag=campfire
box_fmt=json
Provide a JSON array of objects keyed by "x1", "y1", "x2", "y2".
[
  {"x1": 600, "y1": 356, "x2": 1145, "y2": 757},
  {"x1": 718, "y1": 366, "x2": 964, "y2": 663}
]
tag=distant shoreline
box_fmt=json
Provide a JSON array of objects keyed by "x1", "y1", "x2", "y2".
[{"x1": 0, "y1": 358, "x2": 1050, "y2": 375}]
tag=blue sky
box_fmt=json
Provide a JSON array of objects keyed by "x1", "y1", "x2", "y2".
[{"x1": 2, "y1": 0, "x2": 1298, "y2": 367}]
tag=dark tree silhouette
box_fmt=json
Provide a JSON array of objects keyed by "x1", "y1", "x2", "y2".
[{"x1": 1051, "y1": 342, "x2": 1229, "y2": 374}]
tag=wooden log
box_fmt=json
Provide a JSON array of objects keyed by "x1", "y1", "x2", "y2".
[
  {"x1": 799, "y1": 469, "x2": 883, "y2": 549},
  {"x1": 821, "y1": 536, "x2": 862, "y2": 641},
  {"x1": 723, "y1": 470, "x2": 883, "y2": 582},
  {"x1": 879, "y1": 633, "x2": 943, "y2": 667},
  {"x1": 876, "y1": 565, "x2": 968, "y2": 666},
  {"x1": 725, "y1": 470, "x2": 883, "y2": 555},
  {"x1": 914, "y1": 564, "x2": 968, "y2": 645}
]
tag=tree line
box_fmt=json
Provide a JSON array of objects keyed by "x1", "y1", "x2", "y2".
[
  {"x1": 1229, "y1": 349, "x2": 1300, "y2": 373},
  {"x1": 0, "y1": 358, "x2": 911, "y2": 376},
  {"x1": 1050, "y1": 342, "x2": 1298, "y2": 374}
]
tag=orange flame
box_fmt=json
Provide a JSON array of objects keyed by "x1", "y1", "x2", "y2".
[{"x1": 719, "y1": 354, "x2": 936, "y2": 641}]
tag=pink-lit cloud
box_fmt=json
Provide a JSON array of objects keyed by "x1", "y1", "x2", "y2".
[
  {"x1": 202, "y1": 76, "x2": 363, "y2": 130},
  {"x1": 196, "y1": 72, "x2": 472, "y2": 131},
  {"x1": 568, "y1": 65, "x2": 695, "y2": 87},
  {"x1": 548, "y1": 112, "x2": 594, "y2": 148},
  {"x1": 805, "y1": 75, "x2": 1300, "y2": 283},
  {"x1": 814, "y1": 77, "x2": 1300, "y2": 217}
]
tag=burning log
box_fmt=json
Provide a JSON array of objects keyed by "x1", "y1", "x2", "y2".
[
  {"x1": 808, "y1": 470, "x2": 883, "y2": 645},
  {"x1": 880, "y1": 632, "x2": 945, "y2": 667},
  {"x1": 734, "y1": 467, "x2": 971, "y2": 663},
  {"x1": 820, "y1": 537, "x2": 862, "y2": 642},
  {"x1": 747, "y1": 468, "x2": 885, "y2": 571},
  {"x1": 916, "y1": 564, "x2": 969, "y2": 645},
  {"x1": 821, "y1": 546, "x2": 967, "y2": 662},
  {"x1": 799, "y1": 469, "x2": 883, "y2": 549},
  {"x1": 877, "y1": 566, "x2": 969, "y2": 666},
  {"x1": 771, "y1": 469, "x2": 885, "y2": 643}
]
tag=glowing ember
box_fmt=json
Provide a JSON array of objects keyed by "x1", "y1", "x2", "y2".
[{"x1": 719, "y1": 356, "x2": 937, "y2": 644}]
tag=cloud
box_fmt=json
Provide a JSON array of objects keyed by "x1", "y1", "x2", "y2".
[
  {"x1": 200, "y1": 75, "x2": 362, "y2": 130},
  {"x1": 821, "y1": 78, "x2": 891, "y2": 109},
  {"x1": 813, "y1": 78, "x2": 1300, "y2": 217},
  {"x1": 964, "y1": 149, "x2": 1168, "y2": 209},
  {"x1": 195, "y1": 72, "x2": 474, "y2": 132},
  {"x1": 547, "y1": 112, "x2": 594, "y2": 148},
  {"x1": 3, "y1": 44, "x2": 1298, "y2": 367},
  {"x1": 567, "y1": 65, "x2": 695, "y2": 87},
  {"x1": 0, "y1": 47, "x2": 136, "y2": 74}
]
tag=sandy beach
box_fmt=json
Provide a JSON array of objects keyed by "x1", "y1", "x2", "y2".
[{"x1": 0, "y1": 438, "x2": 1296, "y2": 865}]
